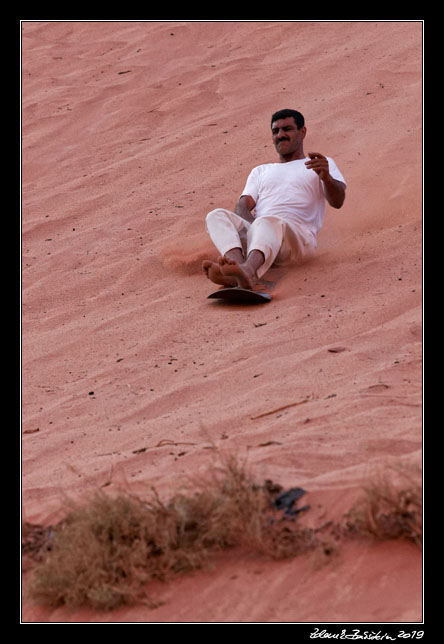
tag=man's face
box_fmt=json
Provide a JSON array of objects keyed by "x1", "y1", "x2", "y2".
[{"x1": 271, "y1": 117, "x2": 306, "y2": 158}]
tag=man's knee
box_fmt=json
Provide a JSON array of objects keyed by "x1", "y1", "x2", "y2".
[
  {"x1": 205, "y1": 208, "x2": 221, "y2": 229},
  {"x1": 206, "y1": 208, "x2": 237, "y2": 233},
  {"x1": 206, "y1": 208, "x2": 226, "y2": 221},
  {"x1": 206, "y1": 209, "x2": 223, "y2": 233}
]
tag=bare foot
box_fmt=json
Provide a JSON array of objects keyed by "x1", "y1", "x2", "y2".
[
  {"x1": 202, "y1": 259, "x2": 237, "y2": 287},
  {"x1": 219, "y1": 256, "x2": 256, "y2": 290}
]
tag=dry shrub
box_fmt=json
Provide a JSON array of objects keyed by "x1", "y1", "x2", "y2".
[
  {"x1": 26, "y1": 458, "x2": 422, "y2": 611},
  {"x1": 27, "y1": 456, "x2": 314, "y2": 610},
  {"x1": 28, "y1": 494, "x2": 160, "y2": 610},
  {"x1": 344, "y1": 466, "x2": 422, "y2": 547}
]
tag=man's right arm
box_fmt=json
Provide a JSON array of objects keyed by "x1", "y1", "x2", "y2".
[{"x1": 235, "y1": 195, "x2": 256, "y2": 224}]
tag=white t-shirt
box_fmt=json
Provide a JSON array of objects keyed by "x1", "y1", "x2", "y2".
[{"x1": 241, "y1": 157, "x2": 346, "y2": 237}]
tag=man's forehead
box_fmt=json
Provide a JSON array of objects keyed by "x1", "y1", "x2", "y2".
[{"x1": 271, "y1": 117, "x2": 297, "y2": 129}]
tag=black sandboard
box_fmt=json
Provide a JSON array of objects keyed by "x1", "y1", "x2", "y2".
[{"x1": 207, "y1": 287, "x2": 271, "y2": 304}]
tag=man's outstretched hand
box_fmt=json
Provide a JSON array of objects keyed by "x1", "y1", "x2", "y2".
[
  {"x1": 305, "y1": 152, "x2": 346, "y2": 208},
  {"x1": 305, "y1": 152, "x2": 331, "y2": 181}
]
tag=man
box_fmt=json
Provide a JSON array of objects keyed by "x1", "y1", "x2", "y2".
[{"x1": 202, "y1": 109, "x2": 346, "y2": 290}]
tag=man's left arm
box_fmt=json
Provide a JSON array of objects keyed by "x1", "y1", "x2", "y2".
[{"x1": 305, "y1": 152, "x2": 346, "y2": 209}]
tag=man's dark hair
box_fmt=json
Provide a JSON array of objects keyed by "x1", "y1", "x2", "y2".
[{"x1": 271, "y1": 109, "x2": 305, "y2": 130}]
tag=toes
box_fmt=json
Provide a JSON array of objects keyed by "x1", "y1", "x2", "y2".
[{"x1": 219, "y1": 255, "x2": 236, "y2": 266}]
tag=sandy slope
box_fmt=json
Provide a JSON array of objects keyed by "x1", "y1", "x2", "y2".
[{"x1": 21, "y1": 21, "x2": 422, "y2": 623}]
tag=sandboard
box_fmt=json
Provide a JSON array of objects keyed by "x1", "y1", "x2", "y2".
[{"x1": 207, "y1": 287, "x2": 271, "y2": 304}]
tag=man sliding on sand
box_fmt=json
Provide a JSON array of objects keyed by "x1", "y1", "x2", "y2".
[{"x1": 202, "y1": 109, "x2": 346, "y2": 290}]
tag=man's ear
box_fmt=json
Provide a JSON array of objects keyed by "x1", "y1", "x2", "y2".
[{"x1": 300, "y1": 126, "x2": 307, "y2": 139}]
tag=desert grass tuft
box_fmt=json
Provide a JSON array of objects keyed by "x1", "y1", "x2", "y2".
[
  {"x1": 344, "y1": 466, "x2": 422, "y2": 547},
  {"x1": 27, "y1": 456, "x2": 314, "y2": 610}
]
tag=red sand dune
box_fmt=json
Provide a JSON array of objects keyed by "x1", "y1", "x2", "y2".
[{"x1": 21, "y1": 21, "x2": 422, "y2": 623}]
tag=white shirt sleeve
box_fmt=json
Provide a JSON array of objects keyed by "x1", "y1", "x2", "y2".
[{"x1": 327, "y1": 157, "x2": 346, "y2": 185}]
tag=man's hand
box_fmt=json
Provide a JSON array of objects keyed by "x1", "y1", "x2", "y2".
[
  {"x1": 305, "y1": 152, "x2": 331, "y2": 181},
  {"x1": 305, "y1": 152, "x2": 346, "y2": 209}
]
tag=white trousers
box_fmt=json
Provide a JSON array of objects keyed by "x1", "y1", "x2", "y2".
[{"x1": 205, "y1": 208, "x2": 317, "y2": 278}]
